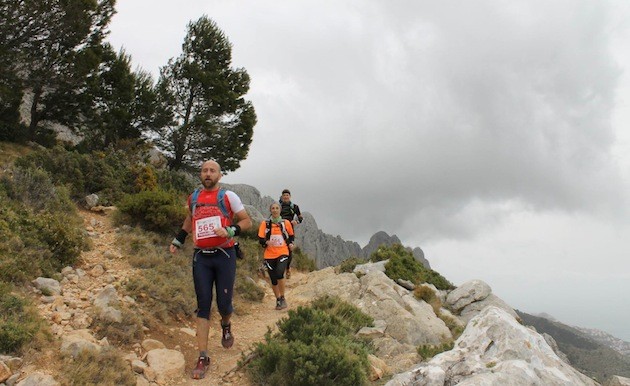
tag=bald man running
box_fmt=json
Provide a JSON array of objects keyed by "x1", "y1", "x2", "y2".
[{"x1": 170, "y1": 160, "x2": 252, "y2": 380}]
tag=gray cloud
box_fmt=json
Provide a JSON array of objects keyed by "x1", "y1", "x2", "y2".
[{"x1": 108, "y1": 0, "x2": 630, "y2": 339}]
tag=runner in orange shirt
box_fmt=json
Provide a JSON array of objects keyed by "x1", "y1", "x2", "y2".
[{"x1": 258, "y1": 202, "x2": 294, "y2": 310}]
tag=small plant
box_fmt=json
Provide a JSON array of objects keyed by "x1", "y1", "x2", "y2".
[
  {"x1": 337, "y1": 256, "x2": 366, "y2": 273},
  {"x1": 291, "y1": 246, "x2": 316, "y2": 272},
  {"x1": 59, "y1": 347, "x2": 136, "y2": 385},
  {"x1": 91, "y1": 306, "x2": 145, "y2": 345},
  {"x1": 0, "y1": 283, "x2": 48, "y2": 354},
  {"x1": 414, "y1": 285, "x2": 442, "y2": 314},
  {"x1": 417, "y1": 342, "x2": 454, "y2": 360},
  {"x1": 125, "y1": 254, "x2": 196, "y2": 323}
]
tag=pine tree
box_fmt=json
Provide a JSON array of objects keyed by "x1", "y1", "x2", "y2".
[{"x1": 153, "y1": 16, "x2": 256, "y2": 172}]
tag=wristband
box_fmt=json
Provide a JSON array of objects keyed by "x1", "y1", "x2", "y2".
[
  {"x1": 172, "y1": 229, "x2": 188, "y2": 248},
  {"x1": 232, "y1": 224, "x2": 241, "y2": 236},
  {"x1": 225, "y1": 225, "x2": 241, "y2": 238}
]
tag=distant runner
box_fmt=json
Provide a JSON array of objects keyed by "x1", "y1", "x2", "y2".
[
  {"x1": 169, "y1": 160, "x2": 252, "y2": 380},
  {"x1": 279, "y1": 189, "x2": 302, "y2": 278},
  {"x1": 258, "y1": 202, "x2": 295, "y2": 310}
]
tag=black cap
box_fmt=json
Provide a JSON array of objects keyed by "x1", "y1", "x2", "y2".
[{"x1": 282, "y1": 189, "x2": 291, "y2": 195}]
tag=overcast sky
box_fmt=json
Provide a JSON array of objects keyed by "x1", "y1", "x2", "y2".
[{"x1": 108, "y1": 1, "x2": 630, "y2": 341}]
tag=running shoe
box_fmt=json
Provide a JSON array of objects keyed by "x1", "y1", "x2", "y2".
[
  {"x1": 275, "y1": 298, "x2": 283, "y2": 310},
  {"x1": 191, "y1": 356, "x2": 210, "y2": 379},
  {"x1": 279, "y1": 296, "x2": 288, "y2": 309},
  {"x1": 221, "y1": 322, "x2": 234, "y2": 348}
]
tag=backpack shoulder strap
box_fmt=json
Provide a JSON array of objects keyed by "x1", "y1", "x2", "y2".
[
  {"x1": 265, "y1": 219, "x2": 272, "y2": 241},
  {"x1": 190, "y1": 188, "x2": 201, "y2": 216},
  {"x1": 278, "y1": 220, "x2": 290, "y2": 242},
  {"x1": 217, "y1": 188, "x2": 229, "y2": 219}
]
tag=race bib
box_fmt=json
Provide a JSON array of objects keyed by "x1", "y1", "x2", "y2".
[
  {"x1": 196, "y1": 216, "x2": 221, "y2": 239},
  {"x1": 269, "y1": 235, "x2": 284, "y2": 247}
]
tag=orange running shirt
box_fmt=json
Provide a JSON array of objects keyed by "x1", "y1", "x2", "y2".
[{"x1": 257, "y1": 219, "x2": 294, "y2": 259}]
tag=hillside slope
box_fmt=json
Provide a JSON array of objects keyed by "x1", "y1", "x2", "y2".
[{"x1": 516, "y1": 310, "x2": 630, "y2": 382}]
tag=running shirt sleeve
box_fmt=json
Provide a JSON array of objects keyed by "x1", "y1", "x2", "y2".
[{"x1": 225, "y1": 190, "x2": 245, "y2": 214}]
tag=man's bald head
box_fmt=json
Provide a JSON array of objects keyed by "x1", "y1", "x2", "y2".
[{"x1": 200, "y1": 160, "x2": 222, "y2": 190}]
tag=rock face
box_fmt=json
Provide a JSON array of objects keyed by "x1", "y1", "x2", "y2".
[
  {"x1": 224, "y1": 183, "x2": 428, "y2": 268},
  {"x1": 387, "y1": 306, "x2": 599, "y2": 386},
  {"x1": 291, "y1": 267, "x2": 452, "y2": 373}
]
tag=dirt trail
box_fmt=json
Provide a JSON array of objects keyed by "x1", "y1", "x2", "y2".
[{"x1": 72, "y1": 208, "x2": 309, "y2": 385}]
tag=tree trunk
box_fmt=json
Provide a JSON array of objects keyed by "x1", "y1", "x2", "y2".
[{"x1": 28, "y1": 85, "x2": 42, "y2": 141}]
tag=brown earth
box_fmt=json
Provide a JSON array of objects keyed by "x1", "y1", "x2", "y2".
[{"x1": 41, "y1": 208, "x2": 311, "y2": 386}]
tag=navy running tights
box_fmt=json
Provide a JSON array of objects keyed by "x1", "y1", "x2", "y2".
[{"x1": 192, "y1": 247, "x2": 236, "y2": 319}]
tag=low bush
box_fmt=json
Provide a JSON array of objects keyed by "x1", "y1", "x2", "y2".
[
  {"x1": 246, "y1": 295, "x2": 372, "y2": 386},
  {"x1": 91, "y1": 306, "x2": 145, "y2": 345},
  {"x1": 59, "y1": 348, "x2": 136, "y2": 386},
  {"x1": 291, "y1": 246, "x2": 316, "y2": 272},
  {"x1": 379, "y1": 244, "x2": 454, "y2": 290},
  {"x1": 0, "y1": 181, "x2": 88, "y2": 283},
  {"x1": 115, "y1": 189, "x2": 187, "y2": 234},
  {"x1": 337, "y1": 256, "x2": 367, "y2": 273},
  {"x1": 414, "y1": 285, "x2": 442, "y2": 314},
  {"x1": 0, "y1": 283, "x2": 48, "y2": 354},
  {"x1": 417, "y1": 342, "x2": 454, "y2": 360}
]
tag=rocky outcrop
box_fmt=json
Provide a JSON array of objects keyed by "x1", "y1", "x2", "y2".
[
  {"x1": 291, "y1": 267, "x2": 452, "y2": 373},
  {"x1": 446, "y1": 279, "x2": 518, "y2": 323},
  {"x1": 224, "y1": 183, "x2": 429, "y2": 268},
  {"x1": 363, "y1": 232, "x2": 430, "y2": 268},
  {"x1": 387, "y1": 306, "x2": 599, "y2": 386},
  {"x1": 294, "y1": 213, "x2": 363, "y2": 268}
]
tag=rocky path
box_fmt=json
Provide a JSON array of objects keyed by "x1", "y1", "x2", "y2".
[{"x1": 33, "y1": 208, "x2": 309, "y2": 386}]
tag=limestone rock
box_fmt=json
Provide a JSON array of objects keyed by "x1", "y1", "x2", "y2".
[
  {"x1": 386, "y1": 307, "x2": 598, "y2": 386},
  {"x1": 60, "y1": 329, "x2": 101, "y2": 358},
  {"x1": 15, "y1": 372, "x2": 59, "y2": 386},
  {"x1": 353, "y1": 260, "x2": 387, "y2": 275},
  {"x1": 141, "y1": 339, "x2": 166, "y2": 352},
  {"x1": 84, "y1": 194, "x2": 99, "y2": 209},
  {"x1": 445, "y1": 279, "x2": 491, "y2": 311},
  {"x1": 145, "y1": 349, "x2": 185, "y2": 385},
  {"x1": 0, "y1": 361, "x2": 11, "y2": 383},
  {"x1": 31, "y1": 277, "x2": 61, "y2": 295},
  {"x1": 458, "y1": 293, "x2": 518, "y2": 323}
]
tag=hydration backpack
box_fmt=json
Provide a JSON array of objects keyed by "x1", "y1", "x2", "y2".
[
  {"x1": 190, "y1": 188, "x2": 229, "y2": 218},
  {"x1": 265, "y1": 219, "x2": 290, "y2": 243}
]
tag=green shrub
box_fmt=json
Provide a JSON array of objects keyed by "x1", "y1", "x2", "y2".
[
  {"x1": 309, "y1": 295, "x2": 374, "y2": 332},
  {"x1": 380, "y1": 244, "x2": 454, "y2": 290},
  {"x1": 60, "y1": 348, "x2": 136, "y2": 386},
  {"x1": 291, "y1": 246, "x2": 316, "y2": 272},
  {"x1": 13, "y1": 145, "x2": 160, "y2": 204},
  {"x1": 249, "y1": 334, "x2": 370, "y2": 386},
  {"x1": 0, "y1": 186, "x2": 88, "y2": 283},
  {"x1": 0, "y1": 283, "x2": 47, "y2": 354},
  {"x1": 116, "y1": 189, "x2": 187, "y2": 233},
  {"x1": 417, "y1": 342, "x2": 454, "y2": 360},
  {"x1": 337, "y1": 256, "x2": 366, "y2": 273},
  {"x1": 246, "y1": 296, "x2": 372, "y2": 386}
]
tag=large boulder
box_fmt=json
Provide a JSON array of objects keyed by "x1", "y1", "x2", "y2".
[
  {"x1": 386, "y1": 306, "x2": 598, "y2": 386},
  {"x1": 291, "y1": 268, "x2": 451, "y2": 347},
  {"x1": 145, "y1": 349, "x2": 186, "y2": 385}
]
